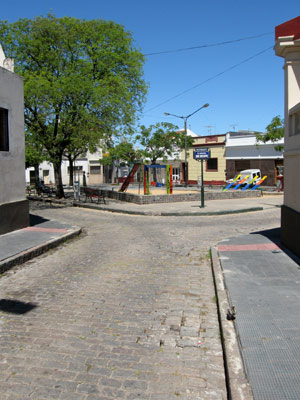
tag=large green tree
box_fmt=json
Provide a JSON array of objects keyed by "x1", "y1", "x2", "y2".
[
  {"x1": 136, "y1": 122, "x2": 193, "y2": 182},
  {"x1": 0, "y1": 14, "x2": 147, "y2": 197},
  {"x1": 136, "y1": 122, "x2": 192, "y2": 164},
  {"x1": 100, "y1": 141, "x2": 137, "y2": 183},
  {"x1": 256, "y1": 115, "x2": 284, "y2": 151}
]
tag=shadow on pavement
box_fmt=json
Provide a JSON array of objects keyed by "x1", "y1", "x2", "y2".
[
  {"x1": 250, "y1": 227, "x2": 300, "y2": 266},
  {"x1": 29, "y1": 214, "x2": 49, "y2": 226},
  {"x1": 251, "y1": 227, "x2": 281, "y2": 243},
  {"x1": 0, "y1": 299, "x2": 37, "y2": 314}
]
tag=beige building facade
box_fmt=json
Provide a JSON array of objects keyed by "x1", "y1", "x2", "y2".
[
  {"x1": 187, "y1": 134, "x2": 226, "y2": 185},
  {"x1": 275, "y1": 16, "x2": 300, "y2": 257}
]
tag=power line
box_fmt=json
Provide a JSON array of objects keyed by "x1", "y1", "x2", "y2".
[
  {"x1": 144, "y1": 32, "x2": 272, "y2": 56},
  {"x1": 144, "y1": 45, "x2": 273, "y2": 113}
]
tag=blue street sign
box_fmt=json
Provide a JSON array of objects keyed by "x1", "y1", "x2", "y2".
[{"x1": 193, "y1": 148, "x2": 210, "y2": 160}]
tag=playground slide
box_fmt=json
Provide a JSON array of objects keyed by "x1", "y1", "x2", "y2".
[{"x1": 119, "y1": 164, "x2": 140, "y2": 192}]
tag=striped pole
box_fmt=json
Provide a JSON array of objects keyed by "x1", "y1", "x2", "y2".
[
  {"x1": 233, "y1": 175, "x2": 249, "y2": 190},
  {"x1": 242, "y1": 175, "x2": 259, "y2": 191},
  {"x1": 166, "y1": 165, "x2": 170, "y2": 194},
  {"x1": 223, "y1": 174, "x2": 241, "y2": 192},
  {"x1": 251, "y1": 176, "x2": 267, "y2": 190}
]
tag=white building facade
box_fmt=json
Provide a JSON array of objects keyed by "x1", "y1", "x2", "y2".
[
  {"x1": 26, "y1": 148, "x2": 104, "y2": 187},
  {"x1": 0, "y1": 44, "x2": 28, "y2": 234}
]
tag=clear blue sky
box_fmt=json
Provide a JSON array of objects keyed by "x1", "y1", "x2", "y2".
[{"x1": 2, "y1": 1, "x2": 300, "y2": 135}]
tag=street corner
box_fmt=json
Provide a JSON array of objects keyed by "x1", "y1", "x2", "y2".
[{"x1": 0, "y1": 221, "x2": 82, "y2": 274}]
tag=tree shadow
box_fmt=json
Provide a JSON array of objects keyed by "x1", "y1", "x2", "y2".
[
  {"x1": 0, "y1": 299, "x2": 37, "y2": 314},
  {"x1": 250, "y1": 227, "x2": 300, "y2": 266}
]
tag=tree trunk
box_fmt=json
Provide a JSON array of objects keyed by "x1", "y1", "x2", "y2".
[
  {"x1": 53, "y1": 161, "x2": 64, "y2": 198},
  {"x1": 34, "y1": 164, "x2": 40, "y2": 186},
  {"x1": 116, "y1": 163, "x2": 119, "y2": 184},
  {"x1": 68, "y1": 156, "x2": 74, "y2": 187},
  {"x1": 151, "y1": 160, "x2": 157, "y2": 183}
]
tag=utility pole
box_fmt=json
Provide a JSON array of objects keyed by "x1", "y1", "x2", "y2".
[{"x1": 164, "y1": 104, "x2": 209, "y2": 187}]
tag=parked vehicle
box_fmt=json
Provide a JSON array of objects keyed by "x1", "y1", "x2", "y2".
[{"x1": 227, "y1": 169, "x2": 261, "y2": 186}]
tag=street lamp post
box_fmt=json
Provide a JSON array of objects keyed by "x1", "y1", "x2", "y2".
[{"x1": 164, "y1": 103, "x2": 209, "y2": 187}]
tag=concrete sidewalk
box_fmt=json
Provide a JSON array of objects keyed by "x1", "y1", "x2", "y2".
[
  {"x1": 0, "y1": 214, "x2": 81, "y2": 274},
  {"x1": 213, "y1": 228, "x2": 300, "y2": 400}
]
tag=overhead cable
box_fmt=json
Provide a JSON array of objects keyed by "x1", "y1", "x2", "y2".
[
  {"x1": 144, "y1": 32, "x2": 272, "y2": 56},
  {"x1": 144, "y1": 46, "x2": 273, "y2": 113}
]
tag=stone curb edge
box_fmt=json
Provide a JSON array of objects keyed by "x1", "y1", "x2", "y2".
[
  {"x1": 210, "y1": 246, "x2": 254, "y2": 400},
  {"x1": 28, "y1": 196, "x2": 264, "y2": 216},
  {"x1": 73, "y1": 202, "x2": 263, "y2": 217},
  {"x1": 0, "y1": 227, "x2": 82, "y2": 274}
]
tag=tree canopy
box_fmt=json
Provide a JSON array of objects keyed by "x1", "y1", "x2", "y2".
[
  {"x1": 135, "y1": 122, "x2": 191, "y2": 164},
  {"x1": 255, "y1": 116, "x2": 284, "y2": 151},
  {"x1": 101, "y1": 141, "x2": 137, "y2": 167},
  {"x1": 0, "y1": 14, "x2": 147, "y2": 197}
]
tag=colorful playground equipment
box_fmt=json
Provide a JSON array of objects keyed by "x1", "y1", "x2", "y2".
[
  {"x1": 143, "y1": 164, "x2": 173, "y2": 195},
  {"x1": 119, "y1": 164, "x2": 173, "y2": 195},
  {"x1": 223, "y1": 174, "x2": 267, "y2": 191},
  {"x1": 251, "y1": 176, "x2": 267, "y2": 190},
  {"x1": 119, "y1": 163, "x2": 140, "y2": 192}
]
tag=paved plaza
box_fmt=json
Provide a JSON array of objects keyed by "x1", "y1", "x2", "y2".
[{"x1": 0, "y1": 201, "x2": 281, "y2": 399}]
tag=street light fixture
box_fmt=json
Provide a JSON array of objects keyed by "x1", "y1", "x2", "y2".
[{"x1": 164, "y1": 103, "x2": 209, "y2": 187}]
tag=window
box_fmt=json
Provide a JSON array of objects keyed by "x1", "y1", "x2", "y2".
[
  {"x1": 0, "y1": 108, "x2": 9, "y2": 151},
  {"x1": 67, "y1": 166, "x2": 83, "y2": 174},
  {"x1": 206, "y1": 158, "x2": 218, "y2": 171},
  {"x1": 289, "y1": 112, "x2": 300, "y2": 136},
  {"x1": 90, "y1": 166, "x2": 101, "y2": 174}
]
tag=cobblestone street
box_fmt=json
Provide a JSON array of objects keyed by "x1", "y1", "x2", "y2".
[{"x1": 0, "y1": 204, "x2": 281, "y2": 399}]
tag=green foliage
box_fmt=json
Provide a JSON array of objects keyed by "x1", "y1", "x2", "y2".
[
  {"x1": 25, "y1": 131, "x2": 47, "y2": 168},
  {"x1": 0, "y1": 14, "x2": 147, "y2": 197},
  {"x1": 100, "y1": 141, "x2": 137, "y2": 166},
  {"x1": 255, "y1": 116, "x2": 284, "y2": 151},
  {"x1": 136, "y1": 122, "x2": 190, "y2": 164}
]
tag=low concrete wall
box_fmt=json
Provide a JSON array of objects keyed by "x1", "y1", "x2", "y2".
[
  {"x1": 281, "y1": 205, "x2": 300, "y2": 259},
  {"x1": 102, "y1": 189, "x2": 261, "y2": 205},
  {"x1": 0, "y1": 199, "x2": 29, "y2": 235}
]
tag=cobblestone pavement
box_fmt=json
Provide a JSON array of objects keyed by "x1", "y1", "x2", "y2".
[{"x1": 0, "y1": 204, "x2": 281, "y2": 399}]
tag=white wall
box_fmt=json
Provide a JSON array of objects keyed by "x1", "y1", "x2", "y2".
[
  {"x1": 26, "y1": 148, "x2": 104, "y2": 186},
  {"x1": 0, "y1": 66, "x2": 26, "y2": 204},
  {"x1": 225, "y1": 133, "x2": 284, "y2": 160}
]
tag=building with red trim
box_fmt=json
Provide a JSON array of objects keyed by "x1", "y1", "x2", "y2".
[
  {"x1": 275, "y1": 15, "x2": 300, "y2": 257},
  {"x1": 186, "y1": 134, "x2": 226, "y2": 185}
]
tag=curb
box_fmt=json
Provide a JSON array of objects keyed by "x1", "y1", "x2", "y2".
[
  {"x1": 0, "y1": 227, "x2": 82, "y2": 274},
  {"x1": 210, "y1": 246, "x2": 253, "y2": 400},
  {"x1": 29, "y1": 196, "x2": 265, "y2": 217},
  {"x1": 73, "y1": 202, "x2": 264, "y2": 217}
]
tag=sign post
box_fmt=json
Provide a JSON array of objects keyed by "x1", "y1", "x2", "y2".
[{"x1": 193, "y1": 148, "x2": 210, "y2": 208}]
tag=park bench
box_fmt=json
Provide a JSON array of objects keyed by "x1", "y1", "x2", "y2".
[
  {"x1": 82, "y1": 187, "x2": 106, "y2": 204},
  {"x1": 35, "y1": 182, "x2": 55, "y2": 197}
]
